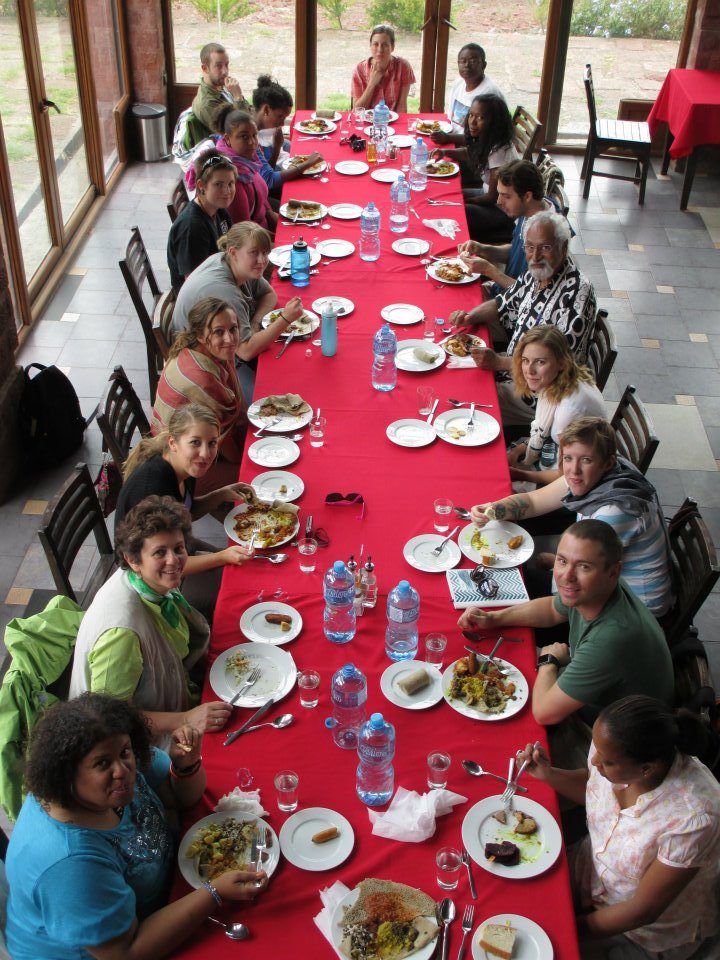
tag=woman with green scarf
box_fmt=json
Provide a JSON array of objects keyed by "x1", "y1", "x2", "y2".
[{"x1": 69, "y1": 496, "x2": 231, "y2": 740}]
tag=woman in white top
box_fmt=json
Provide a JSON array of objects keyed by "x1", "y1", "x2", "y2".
[
  {"x1": 517, "y1": 695, "x2": 720, "y2": 960},
  {"x1": 508, "y1": 325, "x2": 607, "y2": 486}
]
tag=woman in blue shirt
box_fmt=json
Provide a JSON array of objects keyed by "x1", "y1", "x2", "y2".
[{"x1": 5, "y1": 694, "x2": 265, "y2": 960}]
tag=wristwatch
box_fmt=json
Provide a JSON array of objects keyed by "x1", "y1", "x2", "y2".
[{"x1": 536, "y1": 653, "x2": 560, "y2": 670}]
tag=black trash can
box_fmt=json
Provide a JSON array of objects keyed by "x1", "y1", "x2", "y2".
[{"x1": 131, "y1": 103, "x2": 168, "y2": 162}]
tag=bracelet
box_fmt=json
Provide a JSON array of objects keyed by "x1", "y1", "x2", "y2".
[
  {"x1": 278, "y1": 312, "x2": 289, "y2": 323},
  {"x1": 536, "y1": 653, "x2": 560, "y2": 670},
  {"x1": 202, "y1": 879, "x2": 223, "y2": 908},
  {"x1": 170, "y1": 756, "x2": 202, "y2": 778}
]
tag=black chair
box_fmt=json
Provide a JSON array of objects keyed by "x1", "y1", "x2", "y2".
[
  {"x1": 153, "y1": 287, "x2": 177, "y2": 362},
  {"x1": 118, "y1": 227, "x2": 164, "y2": 401},
  {"x1": 610, "y1": 384, "x2": 659, "y2": 475},
  {"x1": 96, "y1": 366, "x2": 151, "y2": 469},
  {"x1": 512, "y1": 105, "x2": 542, "y2": 161},
  {"x1": 535, "y1": 148, "x2": 570, "y2": 216},
  {"x1": 37, "y1": 463, "x2": 117, "y2": 608},
  {"x1": 581, "y1": 63, "x2": 652, "y2": 205},
  {"x1": 587, "y1": 308, "x2": 617, "y2": 393},
  {"x1": 167, "y1": 177, "x2": 189, "y2": 223}
]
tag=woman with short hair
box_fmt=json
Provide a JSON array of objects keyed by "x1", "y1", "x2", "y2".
[{"x1": 351, "y1": 24, "x2": 415, "y2": 112}]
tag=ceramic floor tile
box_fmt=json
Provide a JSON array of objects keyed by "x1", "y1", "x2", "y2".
[
  {"x1": 5, "y1": 587, "x2": 32, "y2": 606},
  {"x1": 22, "y1": 500, "x2": 47, "y2": 516},
  {"x1": 646, "y1": 404, "x2": 717, "y2": 471},
  {"x1": 635, "y1": 315, "x2": 689, "y2": 341}
]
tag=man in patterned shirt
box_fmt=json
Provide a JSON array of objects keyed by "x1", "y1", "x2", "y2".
[{"x1": 450, "y1": 211, "x2": 596, "y2": 425}]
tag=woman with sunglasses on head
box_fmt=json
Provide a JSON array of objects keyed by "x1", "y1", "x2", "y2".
[
  {"x1": 516, "y1": 696, "x2": 720, "y2": 960},
  {"x1": 167, "y1": 151, "x2": 235, "y2": 293}
]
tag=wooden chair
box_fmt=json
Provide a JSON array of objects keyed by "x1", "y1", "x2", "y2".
[
  {"x1": 512, "y1": 106, "x2": 542, "y2": 161},
  {"x1": 610, "y1": 384, "x2": 659, "y2": 475},
  {"x1": 581, "y1": 63, "x2": 652, "y2": 205},
  {"x1": 118, "y1": 227, "x2": 164, "y2": 401},
  {"x1": 37, "y1": 464, "x2": 117, "y2": 608},
  {"x1": 662, "y1": 499, "x2": 720, "y2": 648},
  {"x1": 167, "y1": 177, "x2": 189, "y2": 223},
  {"x1": 535, "y1": 148, "x2": 570, "y2": 215},
  {"x1": 153, "y1": 287, "x2": 177, "y2": 361},
  {"x1": 96, "y1": 366, "x2": 151, "y2": 469},
  {"x1": 587, "y1": 308, "x2": 617, "y2": 392}
]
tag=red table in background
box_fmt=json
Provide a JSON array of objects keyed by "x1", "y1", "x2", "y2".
[
  {"x1": 648, "y1": 68, "x2": 720, "y2": 209},
  {"x1": 172, "y1": 113, "x2": 580, "y2": 960}
]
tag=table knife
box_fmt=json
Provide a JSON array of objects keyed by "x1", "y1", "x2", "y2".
[
  {"x1": 276, "y1": 330, "x2": 295, "y2": 359},
  {"x1": 426, "y1": 398, "x2": 439, "y2": 423},
  {"x1": 223, "y1": 699, "x2": 275, "y2": 747},
  {"x1": 305, "y1": 514, "x2": 313, "y2": 537}
]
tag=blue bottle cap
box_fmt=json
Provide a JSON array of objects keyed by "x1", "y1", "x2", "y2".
[
  {"x1": 333, "y1": 560, "x2": 345, "y2": 573},
  {"x1": 341, "y1": 663, "x2": 356, "y2": 677},
  {"x1": 367, "y1": 201, "x2": 376, "y2": 210},
  {"x1": 398, "y1": 579, "x2": 410, "y2": 593},
  {"x1": 370, "y1": 712, "x2": 384, "y2": 727}
]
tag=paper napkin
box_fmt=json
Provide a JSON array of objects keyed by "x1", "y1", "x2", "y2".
[
  {"x1": 215, "y1": 787, "x2": 269, "y2": 816},
  {"x1": 368, "y1": 786, "x2": 467, "y2": 842},
  {"x1": 422, "y1": 218, "x2": 460, "y2": 239},
  {"x1": 314, "y1": 880, "x2": 352, "y2": 958}
]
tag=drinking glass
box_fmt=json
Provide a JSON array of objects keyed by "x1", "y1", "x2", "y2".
[
  {"x1": 424, "y1": 633, "x2": 447, "y2": 668},
  {"x1": 436, "y1": 846, "x2": 462, "y2": 889},
  {"x1": 274, "y1": 770, "x2": 299, "y2": 812},
  {"x1": 298, "y1": 669, "x2": 320, "y2": 708},
  {"x1": 434, "y1": 497, "x2": 453, "y2": 533},
  {"x1": 310, "y1": 416, "x2": 327, "y2": 447},
  {"x1": 236, "y1": 767, "x2": 253, "y2": 789},
  {"x1": 353, "y1": 107, "x2": 365, "y2": 130},
  {"x1": 423, "y1": 315, "x2": 436, "y2": 339},
  {"x1": 298, "y1": 537, "x2": 318, "y2": 572},
  {"x1": 427, "y1": 751, "x2": 451, "y2": 789},
  {"x1": 417, "y1": 386, "x2": 434, "y2": 416}
]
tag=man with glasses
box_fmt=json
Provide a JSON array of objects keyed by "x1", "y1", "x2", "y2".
[
  {"x1": 450, "y1": 211, "x2": 596, "y2": 425},
  {"x1": 432, "y1": 43, "x2": 506, "y2": 139},
  {"x1": 183, "y1": 42, "x2": 251, "y2": 149}
]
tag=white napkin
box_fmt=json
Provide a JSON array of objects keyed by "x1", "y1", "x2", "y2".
[
  {"x1": 422, "y1": 218, "x2": 460, "y2": 239},
  {"x1": 368, "y1": 786, "x2": 467, "y2": 842},
  {"x1": 214, "y1": 787, "x2": 269, "y2": 816},
  {"x1": 446, "y1": 355, "x2": 476, "y2": 369},
  {"x1": 314, "y1": 880, "x2": 351, "y2": 958}
]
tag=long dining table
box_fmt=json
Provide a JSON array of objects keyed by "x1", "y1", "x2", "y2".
[{"x1": 171, "y1": 112, "x2": 581, "y2": 960}]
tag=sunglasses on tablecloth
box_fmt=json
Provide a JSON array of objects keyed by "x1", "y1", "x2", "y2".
[
  {"x1": 325, "y1": 492, "x2": 365, "y2": 519},
  {"x1": 469, "y1": 564, "x2": 499, "y2": 599}
]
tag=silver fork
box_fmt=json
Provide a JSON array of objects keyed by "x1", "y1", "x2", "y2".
[
  {"x1": 457, "y1": 903, "x2": 474, "y2": 960},
  {"x1": 460, "y1": 849, "x2": 477, "y2": 900},
  {"x1": 466, "y1": 402, "x2": 475, "y2": 434},
  {"x1": 229, "y1": 665, "x2": 262, "y2": 706},
  {"x1": 500, "y1": 756, "x2": 517, "y2": 811},
  {"x1": 427, "y1": 198, "x2": 462, "y2": 206},
  {"x1": 501, "y1": 744, "x2": 539, "y2": 808},
  {"x1": 254, "y1": 417, "x2": 280, "y2": 438},
  {"x1": 254, "y1": 823, "x2": 267, "y2": 878},
  {"x1": 431, "y1": 525, "x2": 460, "y2": 557}
]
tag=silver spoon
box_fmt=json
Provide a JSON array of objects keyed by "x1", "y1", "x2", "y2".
[
  {"x1": 244, "y1": 712, "x2": 294, "y2": 733},
  {"x1": 439, "y1": 897, "x2": 455, "y2": 960},
  {"x1": 462, "y1": 759, "x2": 528, "y2": 790},
  {"x1": 208, "y1": 917, "x2": 250, "y2": 941},
  {"x1": 454, "y1": 506, "x2": 472, "y2": 520},
  {"x1": 447, "y1": 398, "x2": 494, "y2": 409},
  {"x1": 252, "y1": 553, "x2": 288, "y2": 563}
]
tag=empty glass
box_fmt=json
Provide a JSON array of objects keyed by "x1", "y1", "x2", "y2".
[
  {"x1": 424, "y1": 315, "x2": 436, "y2": 339},
  {"x1": 353, "y1": 107, "x2": 365, "y2": 129},
  {"x1": 434, "y1": 497, "x2": 453, "y2": 533},
  {"x1": 417, "y1": 386, "x2": 434, "y2": 416}
]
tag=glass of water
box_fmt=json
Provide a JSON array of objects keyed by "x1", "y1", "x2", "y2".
[
  {"x1": 310, "y1": 416, "x2": 327, "y2": 447},
  {"x1": 274, "y1": 770, "x2": 299, "y2": 812},
  {"x1": 298, "y1": 669, "x2": 320, "y2": 707},
  {"x1": 434, "y1": 497, "x2": 453, "y2": 532},
  {"x1": 297, "y1": 537, "x2": 318, "y2": 572},
  {"x1": 436, "y1": 846, "x2": 462, "y2": 889},
  {"x1": 425, "y1": 633, "x2": 447, "y2": 668},
  {"x1": 427, "y1": 751, "x2": 451, "y2": 789}
]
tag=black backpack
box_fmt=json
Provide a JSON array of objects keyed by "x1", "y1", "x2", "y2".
[{"x1": 19, "y1": 363, "x2": 87, "y2": 468}]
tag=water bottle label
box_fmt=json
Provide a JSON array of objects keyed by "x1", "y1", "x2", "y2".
[
  {"x1": 360, "y1": 744, "x2": 392, "y2": 761},
  {"x1": 326, "y1": 585, "x2": 353, "y2": 604},
  {"x1": 375, "y1": 344, "x2": 395, "y2": 355},
  {"x1": 388, "y1": 606, "x2": 418, "y2": 624},
  {"x1": 332, "y1": 689, "x2": 361, "y2": 707}
]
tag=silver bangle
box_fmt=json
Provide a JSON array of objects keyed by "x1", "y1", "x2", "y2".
[{"x1": 202, "y1": 879, "x2": 222, "y2": 907}]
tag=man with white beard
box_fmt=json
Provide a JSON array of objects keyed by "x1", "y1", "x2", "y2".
[{"x1": 449, "y1": 211, "x2": 596, "y2": 425}]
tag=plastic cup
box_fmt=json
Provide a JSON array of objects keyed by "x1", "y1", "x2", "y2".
[
  {"x1": 424, "y1": 633, "x2": 447, "y2": 668},
  {"x1": 298, "y1": 669, "x2": 320, "y2": 708},
  {"x1": 427, "y1": 751, "x2": 451, "y2": 789},
  {"x1": 436, "y1": 846, "x2": 462, "y2": 889},
  {"x1": 274, "y1": 770, "x2": 299, "y2": 812},
  {"x1": 417, "y1": 386, "x2": 434, "y2": 416},
  {"x1": 434, "y1": 497, "x2": 453, "y2": 533},
  {"x1": 310, "y1": 416, "x2": 327, "y2": 447},
  {"x1": 298, "y1": 537, "x2": 318, "y2": 572}
]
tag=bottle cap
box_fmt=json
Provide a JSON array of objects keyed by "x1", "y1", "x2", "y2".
[
  {"x1": 367, "y1": 201, "x2": 376, "y2": 210},
  {"x1": 341, "y1": 663, "x2": 356, "y2": 677},
  {"x1": 398, "y1": 579, "x2": 410, "y2": 593},
  {"x1": 364, "y1": 555, "x2": 375, "y2": 571},
  {"x1": 292, "y1": 238, "x2": 307, "y2": 251},
  {"x1": 333, "y1": 560, "x2": 345, "y2": 573},
  {"x1": 370, "y1": 712, "x2": 384, "y2": 727}
]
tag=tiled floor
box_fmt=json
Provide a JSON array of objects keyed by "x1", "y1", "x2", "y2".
[{"x1": 3, "y1": 154, "x2": 720, "y2": 683}]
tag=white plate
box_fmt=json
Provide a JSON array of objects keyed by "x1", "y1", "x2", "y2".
[
  {"x1": 433, "y1": 408, "x2": 500, "y2": 447},
  {"x1": 396, "y1": 339, "x2": 445, "y2": 373},
  {"x1": 279, "y1": 807, "x2": 354, "y2": 871},
  {"x1": 380, "y1": 660, "x2": 444, "y2": 710},
  {"x1": 462, "y1": 795, "x2": 562, "y2": 880},
  {"x1": 389, "y1": 134, "x2": 415, "y2": 148},
  {"x1": 311, "y1": 296, "x2": 355, "y2": 317},
  {"x1": 224, "y1": 504, "x2": 299, "y2": 549},
  {"x1": 403, "y1": 534, "x2": 461, "y2": 572},
  {"x1": 315, "y1": 238, "x2": 355, "y2": 259},
  {"x1": 335, "y1": 159, "x2": 369, "y2": 176},
  {"x1": 209, "y1": 641, "x2": 297, "y2": 706},
  {"x1": 312, "y1": 110, "x2": 342, "y2": 121},
  {"x1": 296, "y1": 119, "x2": 337, "y2": 135},
  {"x1": 458, "y1": 521, "x2": 535, "y2": 569},
  {"x1": 281, "y1": 156, "x2": 327, "y2": 175},
  {"x1": 240, "y1": 601, "x2": 302, "y2": 645},
  {"x1": 427, "y1": 259, "x2": 480, "y2": 285},
  {"x1": 438, "y1": 333, "x2": 487, "y2": 356},
  {"x1": 248, "y1": 397, "x2": 313, "y2": 432},
  {"x1": 442, "y1": 657, "x2": 529, "y2": 722},
  {"x1": 261, "y1": 308, "x2": 319, "y2": 337},
  {"x1": 370, "y1": 167, "x2": 404, "y2": 183},
  {"x1": 331, "y1": 888, "x2": 438, "y2": 960},
  {"x1": 386, "y1": 418, "x2": 436, "y2": 448},
  {"x1": 364, "y1": 108, "x2": 399, "y2": 123},
  {"x1": 364, "y1": 124, "x2": 396, "y2": 137},
  {"x1": 392, "y1": 237, "x2": 430, "y2": 256},
  {"x1": 472, "y1": 915, "x2": 554, "y2": 960},
  {"x1": 178, "y1": 812, "x2": 280, "y2": 889},
  {"x1": 269, "y1": 244, "x2": 322, "y2": 268},
  {"x1": 279, "y1": 201, "x2": 328, "y2": 221},
  {"x1": 381, "y1": 303, "x2": 423, "y2": 325},
  {"x1": 251, "y1": 470, "x2": 305, "y2": 503},
  {"x1": 328, "y1": 202, "x2": 363, "y2": 220},
  {"x1": 247, "y1": 436, "x2": 300, "y2": 467},
  {"x1": 414, "y1": 119, "x2": 453, "y2": 135},
  {"x1": 426, "y1": 160, "x2": 460, "y2": 178}
]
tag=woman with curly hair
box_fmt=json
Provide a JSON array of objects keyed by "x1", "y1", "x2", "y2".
[
  {"x1": 4, "y1": 694, "x2": 265, "y2": 960},
  {"x1": 69, "y1": 496, "x2": 232, "y2": 738}
]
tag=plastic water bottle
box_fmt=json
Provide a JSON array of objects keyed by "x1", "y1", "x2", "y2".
[
  {"x1": 371, "y1": 323, "x2": 397, "y2": 392},
  {"x1": 389, "y1": 175, "x2": 410, "y2": 233},
  {"x1": 385, "y1": 579, "x2": 420, "y2": 661},
  {"x1": 290, "y1": 237, "x2": 310, "y2": 287},
  {"x1": 323, "y1": 560, "x2": 356, "y2": 643},
  {"x1": 409, "y1": 137, "x2": 428, "y2": 192},
  {"x1": 373, "y1": 99, "x2": 390, "y2": 163},
  {"x1": 325, "y1": 663, "x2": 367, "y2": 750},
  {"x1": 321, "y1": 300, "x2": 337, "y2": 358},
  {"x1": 356, "y1": 712, "x2": 395, "y2": 806},
  {"x1": 359, "y1": 201, "x2": 381, "y2": 262}
]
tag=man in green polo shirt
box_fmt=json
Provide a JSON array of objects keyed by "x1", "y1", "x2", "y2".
[
  {"x1": 458, "y1": 519, "x2": 673, "y2": 734},
  {"x1": 184, "y1": 42, "x2": 251, "y2": 149}
]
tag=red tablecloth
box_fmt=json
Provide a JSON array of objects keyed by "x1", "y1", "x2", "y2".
[
  {"x1": 648, "y1": 68, "x2": 720, "y2": 159},
  {"x1": 171, "y1": 113, "x2": 580, "y2": 960}
]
